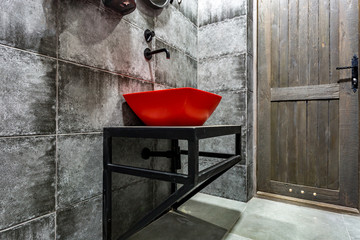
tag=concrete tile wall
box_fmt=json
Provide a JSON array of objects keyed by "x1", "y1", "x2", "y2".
[
  {"x1": 0, "y1": 0, "x2": 198, "y2": 239},
  {"x1": 198, "y1": 0, "x2": 254, "y2": 202}
]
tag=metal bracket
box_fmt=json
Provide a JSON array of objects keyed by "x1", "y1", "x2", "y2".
[{"x1": 336, "y1": 54, "x2": 358, "y2": 93}]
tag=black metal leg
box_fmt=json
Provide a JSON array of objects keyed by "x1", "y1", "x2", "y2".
[
  {"x1": 188, "y1": 138, "x2": 199, "y2": 185},
  {"x1": 103, "y1": 134, "x2": 112, "y2": 240},
  {"x1": 171, "y1": 139, "x2": 179, "y2": 194}
]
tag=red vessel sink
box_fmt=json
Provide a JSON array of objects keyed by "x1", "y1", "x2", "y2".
[{"x1": 123, "y1": 88, "x2": 222, "y2": 126}]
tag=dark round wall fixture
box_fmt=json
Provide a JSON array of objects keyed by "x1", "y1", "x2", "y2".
[{"x1": 144, "y1": 0, "x2": 170, "y2": 9}]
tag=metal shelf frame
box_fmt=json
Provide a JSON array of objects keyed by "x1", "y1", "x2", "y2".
[{"x1": 103, "y1": 125, "x2": 243, "y2": 240}]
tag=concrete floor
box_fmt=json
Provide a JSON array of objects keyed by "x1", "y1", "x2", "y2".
[{"x1": 129, "y1": 193, "x2": 360, "y2": 240}]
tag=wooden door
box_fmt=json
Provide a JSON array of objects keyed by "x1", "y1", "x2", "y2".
[{"x1": 257, "y1": 0, "x2": 359, "y2": 208}]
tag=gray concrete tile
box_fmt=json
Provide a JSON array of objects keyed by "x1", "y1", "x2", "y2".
[
  {"x1": 205, "y1": 90, "x2": 247, "y2": 126},
  {"x1": 198, "y1": 0, "x2": 246, "y2": 27},
  {"x1": 0, "y1": 214, "x2": 55, "y2": 240},
  {"x1": 0, "y1": 0, "x2": 57, "y2": 57},
  {"x1": 199, "y1": 16, "x2": 247, "y2": 60},
  {"x1": 128, "y1": 211, "x2": 227, "y2": 240},
  {"x1": 247, "y1": 18, "x2": 253, "y2": 56},
  {"x1": 58, "y1": 62, "x2": 153, "y2": 133},
  {"x1": 343, "y1": 214, "x2": 360, "y2": 240},
  {"x1": 57, "y1": 134, "x2": 103, "y2": 208},
  {"x1": 231, "y1": 198, "x2": 351, "y2": 240},
  {"x1": 111, "y1": 180, "x2": 155, "y2": 239},
  {"x1": 56, "y1": 196, "x2": 102, "y2": 240},
  {"x1": 0, "y1": 46, "x2": 56, "y2": 136},
  {"x1": 155, "y1": 40, "x2": 197, "y2": 88},
  {"x1": 179, "y1": 193, "x2": 246, "y2": 230},
  {"x1": 155, "y1": 5, "x2": 197, "y2": 59},
  {"x1": 198, "y1": 55, "x2": 247, "y2": 92},
  {"x1": 111, "y1": 137, "x2": 155, "y2": 190},
  {"x1": 201, "y1": 164, "x2": 247, "y2": 201},
  {"x1": 0, "y1": 136, "x2": 55, "y2": 230},
  {"x1": 122, "y1": 6, "x2": 155, "y2": 30},
  {"x1": 58, "y1": 0, "x2": 155, "y2": 81},
  {"x1": 171, "y1": 0, "x2": 198, "y2": 26},
  {"x1": 152, "y1": 139, "x2": 173, "y2": 206}
]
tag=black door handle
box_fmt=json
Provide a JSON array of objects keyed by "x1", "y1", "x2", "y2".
[{"x1": 336, "y1": 55, "x2": 358, "y2": 93}]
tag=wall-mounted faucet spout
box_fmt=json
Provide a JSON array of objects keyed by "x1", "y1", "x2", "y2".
[{"x1": 144, "y1": 48, "x2": 170, "y2": 60}]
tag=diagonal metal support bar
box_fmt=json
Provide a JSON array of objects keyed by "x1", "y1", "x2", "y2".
[
  {"x1": 172, "y1": 159, "x2": 240, "y2": 210},
  {"x1": 198, "y1": 155, "x2": 241, "y2": 183},
  {"x1": 117, "y1": 184, "x2": 194, "y2": 240},
  {"x1": 107, "y1": 163, "x2": 189, "y2": 184}
]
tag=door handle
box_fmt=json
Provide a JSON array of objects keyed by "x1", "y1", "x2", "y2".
[{"x1": 336, "y1": 55, "x2": 358, "y2": 93}]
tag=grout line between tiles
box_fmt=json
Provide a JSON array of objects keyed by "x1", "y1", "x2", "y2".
[{"x1": 0, "y1": 212, "x2": 55, "y2": 234}]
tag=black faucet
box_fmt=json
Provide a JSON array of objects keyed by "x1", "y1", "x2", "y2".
[{"x1": 144, "y1": 48, "x2": 170, "y2": 60}]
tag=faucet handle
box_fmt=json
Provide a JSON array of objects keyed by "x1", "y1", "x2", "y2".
[{"x1": 144, "y1": 29, "x2": 155, "y2": 42}]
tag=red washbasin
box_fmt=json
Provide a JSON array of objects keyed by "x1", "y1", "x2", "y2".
[{"x1": 123, "y1": 87, "x2": 222, "y2": 126}]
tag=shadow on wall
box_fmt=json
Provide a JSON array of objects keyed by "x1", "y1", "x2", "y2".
[
  {"x1": 61, "y1": 0, "x2": 122, "y2": 45},
  {"x1": 122, "y1": 102, "x2": 145, "y2": 126},
  {"x1": 136, "y1": 0, "x2": 166, "y2": 17}
]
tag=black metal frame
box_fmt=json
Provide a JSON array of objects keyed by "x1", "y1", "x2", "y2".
[{"x1": 103, "y1": 125, "x2": 243, "y2": 240}]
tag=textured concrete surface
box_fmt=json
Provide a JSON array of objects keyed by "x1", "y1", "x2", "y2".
[
  {"x1": 343, "y1": 215, "x2": 360, "y2": 240},
  {"x1": 56, "y1": 196, "x2": 102, "y2": 240},
  {"x1": 171, "y1": 0, "x2": 198, "y2": 26},
  {"x1": 111, "y1": 137, "x2": 155, "y2": 190},
  {"x1": 0, "y1": 214, "x2": 55, "y2": 240},
  {"x1": 198, "y1": 16, "x2": 247, "y2": 60},
  {"x1": 206, "y1": 91, "x2": 247, "y2": 126},
  {"x1": 155, "y1": 40, "x2": 197, "y2": 88},
  {"x1": 57, "y1": 134, "x2": 103, "y2": 208},
  {"x1": 231, "y1": 198, "x2": 353, "y2": 240},
  {"x1": 58, "y1": 62, "x2": 153, "y2": 133},
  {"x1": 198, "y1": 54, "x2": 247, "y2": 91},
  {"x1": 198, "y1": 0, "x2": 246, "y2": 27},
  {"x1": 0, "y1": 137, "x2": 55, "y2": 230},
  {"x1": 0, "y1": 46, "x2": 56, "y2": 136},
  {"x1": 128, "y1": 211, "x2": 227, "y2": 240},
  {"x1": 177, "y1": 194, "x2": 359, "y2": 240},
  {"x1": 0, "y1": 0, "x2": 57, "y2": 56},
  {"x1": 201, "y1": 164, "x2": 247, "y2": 201},
  {"x1": 155, "y1": 5, "x2": 198, "y2": 59},
  {"x1": 111, "y1": 180, "x2": 154, "y2": 239},
  {"x1": 179, "y1": 193, "x2": 246, "y2": 230},
  {"x1": 58, "y1": 0, "x2": 155, "y2": 81}
]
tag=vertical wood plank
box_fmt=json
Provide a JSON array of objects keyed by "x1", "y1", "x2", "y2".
[
  {"x1": 270, "y1": 0, "x2": 280, "y2": 182},
  {"x1": 328, "y1": 0, "x2": 340, "y2": 190},
  {"x1": 287, "y1": 0, "x2": 299, "y2": 184},
  {"x1": 287, "y1": 102, "x2": 297, "y2": 184},
  {"x1": 278, "y1": 0, "x2": 289, "y2": 183},
  {"x1": 271, "y1": 102, "x2": 279, "y2": 181},
  {"x1": 296, "y1": 101, "x2": 307, "y2": 185},
  {"x1": 338, "y1": 0, "x2": 359, "y2": 208},
  {"x1": 328, "y1": 100, "x2": 339, "y2": 189},
  {"x1": 307, "y1": 101, "x2": 318, "y2": 186},
  {"x1": 318, "y1": 0, "x2": 330, "y2": 188},
  {"x1": 297, "y1": 0, "x2": 309, "y2": 185},
  {"x1": 257, "y1": 0, "x2": 272, "y2": 191},
  {"x1": 307, "y1": 0, "x2": 319, "y2": 187}
]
